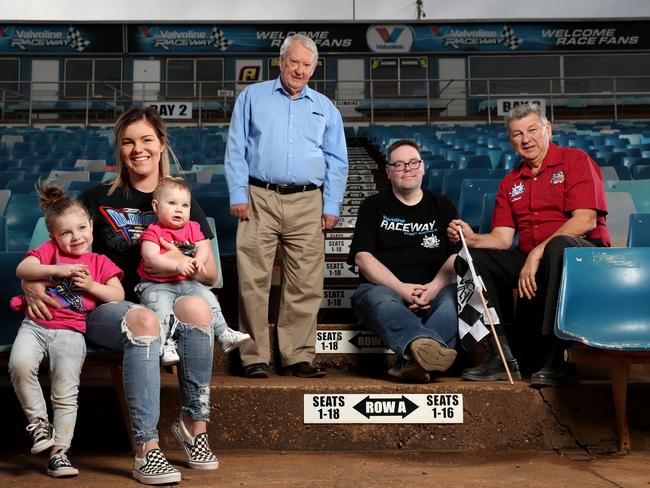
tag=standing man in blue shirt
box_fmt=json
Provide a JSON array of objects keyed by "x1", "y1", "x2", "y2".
[{"x1": 225, "y1": 34, "x2": 349, "y2": 379}]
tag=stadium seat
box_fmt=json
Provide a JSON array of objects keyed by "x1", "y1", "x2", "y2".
[
  {"x1": 0, "y1": 215, "x2": 6, "y2": 251},
  {"x1": 29, "y1": 216, "x2": 49, "y2": 250},
  {"x1": 458, "y1": 179, "x2": 501, "y2": 230},
  {"x1": 0, "y1": 189, "x2": 11, "y2": 214},
  {"x1": 631, "y1": 164, "x2": 650, "y2": 180},
  {"x1": 0, "y1": 252, "x2": 28, "y2": 352},
  {"x1": 627, "y1": 213, "x2": 650, "y2": 247},
  {"x1": 605, "y1": 192, "x2": 637, "y2": 247},
  {"x1": 423, "y1": 168, "x2": 447, "y2": 194},
  {"x1": 606, "y1": 180, "x2": 650, "y2": 213},
  {"x1": 555, "y1": 247, "x2": 650, "y2": 451},
  {"x1": 4, "y1": 193, "x2": 42, "y2": 251},
  {"x1": 0, "y1": 170, "x2": 25, "y2": 188},
  {"x1": 194, "y1": 194, "x2": 237, "y2": 257},
  {"x1": 478, "y1": 192, "x2": 497, "y2": 234},
  {"x1": 441, "y1": 168, "x2": 508, "y2": 207},
  {"x1": 5, "y1": 180, "x2": 37, "y2": 194}
]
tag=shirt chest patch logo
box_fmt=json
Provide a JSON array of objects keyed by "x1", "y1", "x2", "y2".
[
  {"x1": 551, "y1": 171, "x2": 565, "y2": 185},
  {"x1": 421, "y1": 234, "x2": 440, "y2": 249},
  {"x1": 509, "y1": 182, "x2": 525, "y2": 199}
]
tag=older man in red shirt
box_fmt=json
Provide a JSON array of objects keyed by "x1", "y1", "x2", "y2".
[{"x1": 448, "y1": 103, "x2": 610, "y2": 386}]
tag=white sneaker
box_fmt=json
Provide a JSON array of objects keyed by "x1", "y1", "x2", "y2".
[
  {"x1": 161, "y1": 339, "x2": 180, "y2": 366},
  {"x1": 217, "y1": 327, "x2": 251, "y2": 353}
]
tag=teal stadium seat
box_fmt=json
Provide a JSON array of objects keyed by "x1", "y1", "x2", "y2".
[
  {"x1": 441, "y1": 168, "x2": 507, "y2": 207},
  {"x1": 458, "y1": 179, "x2": 501, "y2": 230},
  {"x1": 555, "y1": 247, "x2": 650, "y2": 451},
  {"x1": 5, "y1": 194, "x2": 42, "y2": 251},
  {"x1": 0, "y1": 252, "x2": 27, "y2": 352},
  {"x1": 627, "y1": 213, "x2": 650, "y2": 247}
]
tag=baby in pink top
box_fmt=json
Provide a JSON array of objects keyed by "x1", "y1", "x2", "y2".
[{"x1": 136, "y1": 177, "x2": 249, "y2": 365}]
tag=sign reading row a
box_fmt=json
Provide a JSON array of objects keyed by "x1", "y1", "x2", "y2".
[{"x1": 304, "y1": 393, "x2": 463, "y2": 424}]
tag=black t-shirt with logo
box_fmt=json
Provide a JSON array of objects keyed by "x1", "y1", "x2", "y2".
[
  {"x1": 80, "y1": 182, "x2": 212, "y2": 302},
  {"x1": 348, "y1": 189, "x2": 459, "y2": 284}
]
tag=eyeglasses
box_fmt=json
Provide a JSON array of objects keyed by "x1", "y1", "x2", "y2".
[{"x1": 387, "y1": 159, "x2": 422, "y2": 171}]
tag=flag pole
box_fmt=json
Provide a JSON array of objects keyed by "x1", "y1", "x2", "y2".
[
  {"x1": 476, "y1": 287, "x2": 514, "y2": 385},
  {"x1": 458, "y1": 227, "x2": 514, "y2": 385}
]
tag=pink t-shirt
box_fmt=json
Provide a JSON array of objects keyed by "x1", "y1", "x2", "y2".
[
  {"x1": 137, "y1": 220, "x2": 205, "y2": 283},
  {"x1": 27, "y1": 240, "x2": 124, "y2": 333}
]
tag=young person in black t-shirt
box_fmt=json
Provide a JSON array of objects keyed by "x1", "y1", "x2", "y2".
[{"x1": 348, "y1": 139, "x2": 460, "y2": 383}]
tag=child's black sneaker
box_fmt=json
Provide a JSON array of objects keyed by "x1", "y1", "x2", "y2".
[
  {"x1": 26, "y1": 417, "x2": 55, "y2": 454},
  {"x1": 47, "y1": 449, "x2": 79, "y2": 478}
]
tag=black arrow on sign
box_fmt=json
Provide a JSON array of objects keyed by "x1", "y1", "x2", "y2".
[
  {"x1": 348, "y1": 332, "x2": 387, "y2": 350},
  {"x1": 353, "y1": 395, "x2": 419, "y2": 419}
]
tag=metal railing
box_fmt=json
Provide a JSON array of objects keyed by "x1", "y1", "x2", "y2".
[{"x1": 1, "y1": 75, "x2": 649, "y2": 127}]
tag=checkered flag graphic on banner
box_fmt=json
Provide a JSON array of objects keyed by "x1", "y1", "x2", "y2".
[
  {"x1": 454, "y1": 233, "x2": 496, "y2": 350},
  {"x1": 209, "y1": 27, "x2": 232, "y2": 51},
  {"x1": 501, "y1": 26, "x2": 521, "y2": 50},
  {"x1": 66, "y1": 26, "x2": 90, "y2": 52}
]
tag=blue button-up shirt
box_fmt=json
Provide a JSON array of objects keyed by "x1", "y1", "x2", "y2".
[{"x1": 225, "y1": 78, "x2": 349, "y2": 217}]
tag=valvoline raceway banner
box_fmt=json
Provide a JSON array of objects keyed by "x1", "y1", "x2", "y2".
[
  {"x1": 0, "y1": 24, "x2": 123, "y2": 53},
  {"x1": 126, "y1": 22, "x2": 648, "y2": 54},
  {"x1": 0, "y1": 22, "x2": 646, "y2": 54}
]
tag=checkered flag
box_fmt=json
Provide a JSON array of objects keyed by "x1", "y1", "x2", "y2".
[
  {"x1": 501, "y1": 26, "x2": 521, "y2": 50},
  {"x1": 455, "y1": 231, "x2": 496, "y2": 350},
  {"x1": 209, "y1": 26, "x2": 232, "y2": 51},
  {"x1": 66, "y1": 26, "x2": 90, "y2": 52}
]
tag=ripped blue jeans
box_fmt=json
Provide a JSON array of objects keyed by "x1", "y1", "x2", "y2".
[
  {"x1": 135, "y1": 279, "x2": 228, "y2": 354},
  {"x1": 85, "y1": 300, "x2": 214, "y2": 445}
]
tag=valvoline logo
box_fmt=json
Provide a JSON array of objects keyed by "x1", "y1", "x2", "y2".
[{"x1": 366, "y1": 25, "x2": 414, "y2": 53}]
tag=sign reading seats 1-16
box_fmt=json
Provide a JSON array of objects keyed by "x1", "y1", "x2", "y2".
[{"x1": 304, "y1": 393, "x2": 463, "y2": 424}]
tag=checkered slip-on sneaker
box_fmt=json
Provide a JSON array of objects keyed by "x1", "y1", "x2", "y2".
[
  {"x1": 132, "y1": 448, "x2": 181, "y2": 485},
  {"x1": 172, "y1": 417, "x2": 219, "y2": 470}
]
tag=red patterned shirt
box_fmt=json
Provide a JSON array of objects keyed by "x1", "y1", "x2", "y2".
[{"x1": 492, "y1": 142, "x2": 611, "y2": 254}]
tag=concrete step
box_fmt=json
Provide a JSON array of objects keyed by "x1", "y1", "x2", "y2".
[
  {"x1": 3, "y1": 369, "x2": 650, "y2": 455},
  {"x1": 156, "y1": 372, "x2": 650, "y2": 454}
]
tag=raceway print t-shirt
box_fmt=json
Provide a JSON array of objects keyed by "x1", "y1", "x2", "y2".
[
  {"x1": 80, "y1": 182, "x2": 212, "y2": 302},
  {"x1": 348, "y1": 189, "x2": 459, "y2": 284}
]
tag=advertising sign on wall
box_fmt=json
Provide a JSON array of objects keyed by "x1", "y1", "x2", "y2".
[{"x1": 0, "y1": 24, "x2": 123, "y2": 53}]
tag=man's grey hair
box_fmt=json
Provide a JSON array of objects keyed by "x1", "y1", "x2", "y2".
[
  {"x1": 504, "y1": 103, "x2": 549, "y2": 128},
  {"x1": 279, "y1": 34, "x2": 319, "y2": 63}
]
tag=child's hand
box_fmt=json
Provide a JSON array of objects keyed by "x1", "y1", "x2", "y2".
[
  {"x1": 175, "y1": 257, "x2": 197, "y2": 276},
  {"x1": 70, "y1": 266, "x2": 94, "y2": 291},
  {"x1": 55, "y1": 264, "x2": 88, "y2": 278},
  {"x1": 191, "y1": 258, "x2": 207, "y2": 276}
]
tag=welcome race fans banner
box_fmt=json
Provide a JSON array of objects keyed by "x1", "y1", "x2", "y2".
[{"x1": 0, "y1": 22, "x2": 647, "y2": 54}]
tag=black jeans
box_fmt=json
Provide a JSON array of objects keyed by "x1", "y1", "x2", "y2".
[{"x1": 469, "y1": 235, "x2": 602, "y2": 336}]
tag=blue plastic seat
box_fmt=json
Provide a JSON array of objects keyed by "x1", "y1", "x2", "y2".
[
  {"x1": 5, "y1": 180, "x2": 37, "y2": 194},
  {"x1": 0, "y1": 215, "x2": 6, "y2": 251},
  {"x1": 4, "y1": 193, "x2": 42, "y2": 251},
  {"x1": 194, "y1": 194, "x2": 237, "y2": 257},
  {"x1": 627, "y1": 213, "x2": 650, "y2": 247},
  {"x1": 555, "y1": 247, "x2": 650, "y2": 450},
  {"x1": 441, "y1": 168, "x2": 508, "y2": 207},
  {"x1": 458, "y1": 179, "x2": 501, "y2": 230},
  {"x1": 478, "y1": 192, "x2": 497, "y2": 234},
  {"x1": 0, "y1": 252, "x2": 27, "y2": 352}
]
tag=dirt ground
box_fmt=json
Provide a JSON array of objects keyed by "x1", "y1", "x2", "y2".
[{"x1": 1, "y1": 449, "x2": 649, "y2": 488}]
